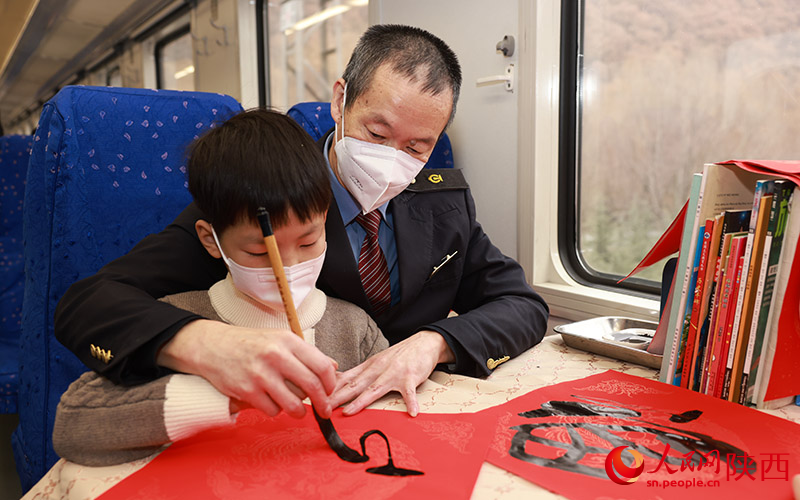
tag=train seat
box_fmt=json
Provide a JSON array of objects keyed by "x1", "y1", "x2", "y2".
[
  {"x1": 287, "y1": 101, "x2": 454, "y2": 169},
  {"x1": 0, "y1": 134, "x2": 32, "y2": 414},
  {"x1": 12, "y1": 86, "x2": 242, "y2": 492}
]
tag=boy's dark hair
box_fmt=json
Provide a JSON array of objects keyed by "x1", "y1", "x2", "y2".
[
  {"x1": 342, "y1": 24, "x2": 462, "y2": 128},
  {"x1": 187, "y1": 108, "x2": 331, "y2": 234}
]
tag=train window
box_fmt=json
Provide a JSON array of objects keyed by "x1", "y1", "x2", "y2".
[
  {"x1": 263, "y1": 0, "x2": 368, "y2": 109},
  {"x1": 106, "y1": 66, "x2": 122, "y2": 88},
  {"x1": 156, "y1": 26, "x2": 194, "y2": 91},
  {"x1": 560, "y1": 0, "x2": 800, "y2": 292}
]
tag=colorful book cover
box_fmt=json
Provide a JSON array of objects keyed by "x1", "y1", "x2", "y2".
[
  {"x1": 729, "y1": 192, "x2": 774, "y2": 403},
  {"x1": 680, "y1": 218, "x2": 714, "y2": 389},
  {"x1": 689, "y1": 213, "x2": 724, "y2": 391},
  {"x1": 702, "y1": 233, "x2": 734, "y2": 395},
  {"x1": 700, "y1": 232, "x2": 732, "y2": 395},
  {"x1": 700, "y1": 211, "x2": 750, "y2": 394},
  {"x1": 673, "y1": 226, "x2": 707, "y2": 387},
  {"x1": 747, "y1": 182, "x2": 795, "y2": 403},
  {"x1": 723, "y1": 181, "x2": 775, "y2": 402},
  {"x1": 719, "y1": 242, "x2": 746, "y2": 400},
  {"x1": 663, "y1": 164, "x2": 764, "y2": 385},
  {"x1": 708, "y1": 233, "x2": 746, "y2": 397},
  {"x1": 757, "y1": 187, "x2": 800, "y2": 406}
]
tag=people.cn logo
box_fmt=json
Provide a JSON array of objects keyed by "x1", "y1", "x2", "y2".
[{"x1": 605, "y1": 446, "x2": 645, "y2": 485}]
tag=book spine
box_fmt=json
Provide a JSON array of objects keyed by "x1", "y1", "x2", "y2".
[
  {"x1": 681, "y1": 220, "x2": 713, "y2": 388},
  {"x1": 700, "y1": 258, "x2": 725, "y2": 394},
  {"x1": 691, "y1": 214, "x2": 724, "y2": 391},
  {"x1": 723, "y1": 184, "x2": 763, "y2": 401},
  {"x1": 701, "y1": 230, "x2": 734, "y2": 395},
  {"x1": 761, "y1": 189, "x2": 800, "y2": 403},
  {"x1": 707, "y1": 247, "x2": 735, "y2": 397},
  {"x1": 674, "y1": 230, "x2": 707, "y2": 386},
  {"x1": 750, "y1": 184, "x2": 795, "y2": 404},
  {"x1": 663, "y1": 173, "x2": 705, "y2": 385},
  {"x1": 731, "y1": 193, "x2": 774, "y2": 403},
  {"x1": 721, "y1": 249, "x2": 745, "y2": 400}
]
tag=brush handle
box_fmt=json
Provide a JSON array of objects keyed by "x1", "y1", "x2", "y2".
[
  {"x1": 261, "y1": 235, "x2": 304, "y2": 339},
  {"x1": 256, "y1": 208, "x2": 303, "y2": 339}
]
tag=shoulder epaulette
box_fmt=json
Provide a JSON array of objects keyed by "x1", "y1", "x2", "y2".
[{"x1": 405, "y1": 168, "x2": 469, "y2": 193}]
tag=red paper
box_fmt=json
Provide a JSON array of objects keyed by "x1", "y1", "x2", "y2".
[
  {"x1": 618, "y1": 200, "x2": 687, "y2": 283},
  {"x1": 723, "y1": 160, "x2": 800, "y2": 186},
  {"x1": 485, "y1": 370, "x2": 800, "y2": 500},
  {"x1": 98, "y1": 407, "x2": 491, "y2": 500},
  {"x1": 764, "y1": 244, "x2": 800, "y2": 400}
]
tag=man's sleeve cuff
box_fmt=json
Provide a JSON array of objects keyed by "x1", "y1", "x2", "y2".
[{"x1": 418, "y1": 324, "x2": 468, "y2": 373}]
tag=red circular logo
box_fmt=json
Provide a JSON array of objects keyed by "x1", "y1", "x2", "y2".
[{"x1": 605, "y1": 446, "x2": 645, "y2": 485}]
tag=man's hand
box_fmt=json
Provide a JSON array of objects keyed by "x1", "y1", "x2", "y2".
[
  {"x1": 158, "y1": 319, "x2": 338, "y2": 418},
  {"x1": 330, "y1": 330, "x2": 454, "y2": 417}
]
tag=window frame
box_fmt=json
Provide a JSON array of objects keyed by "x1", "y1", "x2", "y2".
[
  {"x1": 520, "y1": 0, "x2": 660, "y2": 323},
  {"x1": 556, "y1": 0, "x2": 660, "y2": 297},
  {"x1": 155, "y1": 24, "x2": 192, "y2": 90}
]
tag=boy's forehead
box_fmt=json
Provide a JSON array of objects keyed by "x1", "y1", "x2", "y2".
[{"x1": 225, "y1": 211, "x2": 325, "y2": 238}]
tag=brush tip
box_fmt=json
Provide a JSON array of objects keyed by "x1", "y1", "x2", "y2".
[{"x1": 256, "y1": 207, "x2": 273, "y2": 237}]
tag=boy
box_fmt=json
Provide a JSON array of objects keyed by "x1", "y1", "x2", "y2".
[{"x1": 52, "y1": 109, "x2": 388, "y2": 466}]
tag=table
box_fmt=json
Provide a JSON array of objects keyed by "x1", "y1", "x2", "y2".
[{"x1": 22, "y1": 335, "x2": 800, "y2": 500}]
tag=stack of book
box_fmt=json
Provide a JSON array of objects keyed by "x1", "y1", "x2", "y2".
[{"x1": 659, "y1": 161, "x2": 800, "y2": 409}]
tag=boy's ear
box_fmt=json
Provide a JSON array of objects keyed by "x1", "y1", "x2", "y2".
[{"x1": 195, "y1": 220, "x2": 222, "y2": 259}]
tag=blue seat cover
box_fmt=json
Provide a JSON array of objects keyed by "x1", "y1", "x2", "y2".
[
  {"x1": 287, "y1": 101, "x2": 454, "y2": 169},
  {"x1": 12, "y1": 86, "x2": 242, "y2": 491},
  {"x1": 0, "y1": 134, "x2": 32, "y2": 414}
]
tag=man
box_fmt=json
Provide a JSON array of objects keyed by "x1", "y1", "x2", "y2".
[{"x1": 55, "y1": 24, "x2": 549, "y2": 419}]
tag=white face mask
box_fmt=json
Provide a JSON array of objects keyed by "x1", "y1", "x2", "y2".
[
  {"x1": 212, "y1": 228, "x2": 326, "y2": 312},
  {"x1": 333, "y1": 84, "x2": 427, "y2": 214}
]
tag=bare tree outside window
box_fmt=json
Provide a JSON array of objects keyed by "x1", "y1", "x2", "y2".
[{"x1": 579, "y1": 0, "x2": 800, "y2": 282}]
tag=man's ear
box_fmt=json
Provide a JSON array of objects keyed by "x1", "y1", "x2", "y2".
[
  {"x1": 195, "y1": 220, "x2": 222, "y2": 259},
  {"x1": 330, "y1": 78, "x2": 346, "y2": 125}
]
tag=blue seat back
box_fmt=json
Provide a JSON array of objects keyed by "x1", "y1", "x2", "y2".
[
  {"x1": 0, "y1": 134, "x2": 32, "y2": 414},
  {"x1": 13, "y1": 86, "x2": 242, "y2": 491},
  {"x1": 287, "y1": 101, "x2": 454, "y2": 169}
]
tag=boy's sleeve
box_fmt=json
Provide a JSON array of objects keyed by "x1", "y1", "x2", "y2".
[
  {"x1": 360, "y1": 314, "x2": 390, "y2": 362},
  {"x1": 53, "y1": 372, "x2": 234, "y2": 467}
]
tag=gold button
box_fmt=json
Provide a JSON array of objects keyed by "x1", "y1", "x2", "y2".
[
  {"x1": 487, "y1": 355, "x2": 510, "y2": 370},
  {"x1": 90, "y1": 344, "x2": 114, "y2": 364}
]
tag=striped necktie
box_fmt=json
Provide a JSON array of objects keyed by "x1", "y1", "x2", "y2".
[{"x1": 355, "y1": 210, "x2": 391, "y2": 314}]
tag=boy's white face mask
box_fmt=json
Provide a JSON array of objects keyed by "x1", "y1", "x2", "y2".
[
  {"x1": 211, "y1": 228, "x2": 326, "y2": 312},
  {"x1": 333, "y1": 84, "x2": 426, "y2": 214}
]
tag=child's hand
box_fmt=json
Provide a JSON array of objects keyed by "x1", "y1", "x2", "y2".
[
  {"x1": 229, "y1": 397, "x2": 252, "y2": 415},
  {"x1": 158, "y1": 319, "x2": 338, "y2": 419}
]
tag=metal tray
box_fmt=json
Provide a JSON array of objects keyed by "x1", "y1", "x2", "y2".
[{"x1": 553, "y1": 316, "x2": 662, "y2": 369}]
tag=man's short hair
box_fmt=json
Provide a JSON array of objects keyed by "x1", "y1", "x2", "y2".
[
  {"x1": 342, "y1": 24, "x2": 462, "y2": 128},
  {"x1": 187, "y1": 108, "x2": 331, "y2": 234}
]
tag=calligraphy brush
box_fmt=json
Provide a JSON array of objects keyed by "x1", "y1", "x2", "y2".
[{"x1": 256, "y1": 207, "x2": 365, "y2": 463}]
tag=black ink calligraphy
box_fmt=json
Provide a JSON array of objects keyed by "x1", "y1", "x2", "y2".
[
  {"x1": 313, "y1": 410, "x2": 424, "y2": 477},
  {"x1": 508, "y1": 396, "x2": 753, "y2": 479}
]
